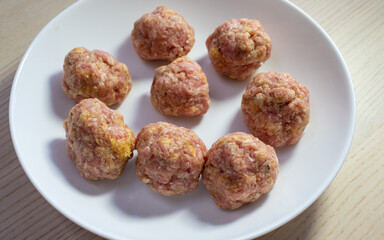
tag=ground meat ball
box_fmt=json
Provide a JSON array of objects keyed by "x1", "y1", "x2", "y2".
[
  {"x1": 62, "y1": 47, "x2": 132, "y2": 106},
  {"x1": 241, "y1": 72, "x2": 310, "y2": 147},
  {"x1": 150, "y1": 56, "x2": 210, "y2": 117},
  {"x1": 131, "y1": 6, "x2": 195, "y2": 61},
  {"x1": 206, "y1": 19, "x2": 271, "y2": 80},
  {"x1": 202, "y1": 132, "x2": 278, "y2": 210},
  {"x1": 63, "y1": 98, "x2": 135, "y2": 180},
  {"x1": 135, "y1": 122, "x2": 206, "y2": 196}
]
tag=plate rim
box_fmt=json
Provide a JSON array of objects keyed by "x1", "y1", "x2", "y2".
[{"x1": 9, "y1": 0, "x2": 356, "y2": 239}]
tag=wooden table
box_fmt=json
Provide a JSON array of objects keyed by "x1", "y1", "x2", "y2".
[{"x1": 1, "y1": 0, "x2": 383, "y2": 239}]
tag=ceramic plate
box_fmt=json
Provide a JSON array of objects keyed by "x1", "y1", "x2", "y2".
[{"x1": 10, "y1": 0, "x2": 355, "y2": 239}]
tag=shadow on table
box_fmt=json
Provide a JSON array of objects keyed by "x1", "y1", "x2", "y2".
[{"x1": 255, "y1": 200, "x2": 318, "y2": 240}]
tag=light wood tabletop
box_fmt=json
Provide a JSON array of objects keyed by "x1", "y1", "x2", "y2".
[{"x1": 1, "y1": 0, "x2": 383, "y2": 239}]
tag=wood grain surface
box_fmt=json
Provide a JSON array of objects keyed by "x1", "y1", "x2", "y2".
[{"x1": 1, "y1": 0, "x2": 383, "y2": 239}]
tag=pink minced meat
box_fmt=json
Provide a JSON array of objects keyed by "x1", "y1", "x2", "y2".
[
  {"x1": 131, "y1": 6, "x2": 195, "y2": 61},
  {"x1": 135, "y1": 122, "x2": 207, "y2": 196},
  {"x1": 62, "y1": 47, "x2": 132, "y2": 106},
  {"x1": 206, "y1": 19, "x2": 271, "y2": 80},
  {"x1": 64, "y1": 98, "x2": 135, "y2": 180},
  {"x1": 150, "y1": 56, "x2": 210, "y2": 117},
  {"x1": 202, "y1": 132, "x2": 279, "y2": 210},
  {"x1": 241, "y1": 72, "x2": 310, "y2": 147}
]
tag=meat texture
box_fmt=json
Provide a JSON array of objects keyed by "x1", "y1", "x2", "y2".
[
  {"x1": 151, "y1": 56, "x2": 210, "y2": 117},
  {"x1": 241, "y1": 72, "x2": 310, "y2": 147},
  {"x1": 202, "y1": 132, "x2": 279, "y2": 210},
  {"x1": 206, "y1": 18, "x2": 271, "y2": 80},
  {"x1": 64, "y1": 98, "x2": 135, "y2": 180},
  {"x1": 131, "y1": 6, "x2": 195, "y2": 61},
  {"x1": 135, "y1": 122, "x2": 207, "y2": 196},
  {"x1": 62, "y1": 47, "x2": 132, "y2": 106}
]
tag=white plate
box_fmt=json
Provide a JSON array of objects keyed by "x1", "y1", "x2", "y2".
[{"x1": 9, "y1": 0, "x2": 355, "y2": 239}]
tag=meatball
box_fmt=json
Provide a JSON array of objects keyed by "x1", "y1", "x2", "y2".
[
  {"x1": 241, "y1": 72, "x2": 310, "y2": 147},
  {"x1": 202, "y1": 132, "x2": 279, "y2": 210},
  {"x1": 206, "y1": 19, "x2": 271, "y2": 80},
  {"x1": 135, "y1": 122, "x2": 206, "y2": 196},
  {"x1": 63, "y1": 98, "x2": 135, "y2": 180},
  {"x1": 131, "y1": 6, "x2": 195, "y2": 61},
  {"x1": 150, "y1": 56, "x2": 210, "y2": 117},
  {"x1": 62, "y1": 47, "x2": 132, "y2": 106}
]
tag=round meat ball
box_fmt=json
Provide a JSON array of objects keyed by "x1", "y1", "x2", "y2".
[
  {"x1": 206, "y1": 18, "x2": 271, "y2": 80},
  {"x1": 62, "y1": 47, "x2": 132, "y2": 106},
  {"x1": 202, "y1": 132, "x2": 279, "y2": 210},
  {"x1": 151, "y1": 56, "x2": 210, "y2": 117},
  {"x1": 241, "y1": 72, "x2": 310, "y2": 147},
  {"x1": 131, "y1": 6, "x2": 195, "y2": 61},
  {"x1": 64, "y1": 98, "x2": 135, "y2": 180},
  {"x1": 135, "y1": 122, "x2": 207, "y2": 196}
]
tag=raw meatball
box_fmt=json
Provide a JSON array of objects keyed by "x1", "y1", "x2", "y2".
[
  {"x1": 206, "y1": 19, "x2": 271, "y2": 80},
  {"x1": 241, "y1": 72, "x2": 310, "y2": 147},
  {"x1": 202, "y1": 132, "x2": 279, "y2": 210},
  {"x1": 62, "y1": 47, "x2": 132, "y2": 106},
  {"x1": 131, "y1": 6, "x2": 195, "y2": 61},
  {"x1": 151, "y1": 56, "x2": 210, "y2": 117},
  {"x1": 64, "y1": 98, "x2": 135, "y2": 180},
  {"x1": 135, "y1": 122, "x2": 206, "y2": 196}
]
